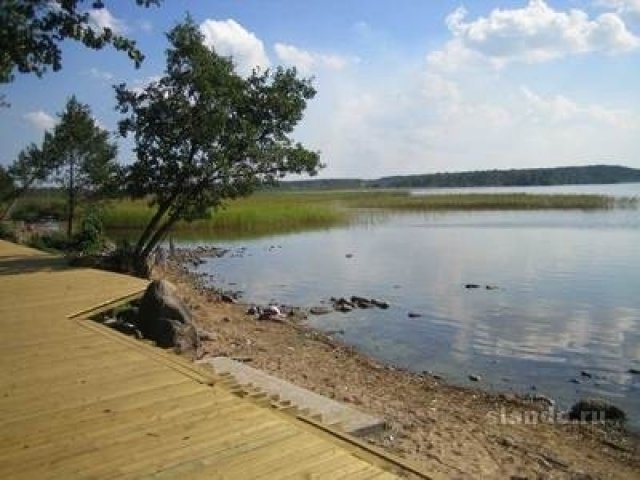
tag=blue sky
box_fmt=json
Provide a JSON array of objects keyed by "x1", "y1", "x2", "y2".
[{"x1": 1, "y1": 0, "x2": 639, "y2": 178}]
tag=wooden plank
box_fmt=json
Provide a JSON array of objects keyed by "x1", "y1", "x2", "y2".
[{"x1": 0, "y1": 241, "x2": 408, "y2": 480}]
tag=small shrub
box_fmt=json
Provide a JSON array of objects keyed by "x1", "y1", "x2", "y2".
[
  {"x1": 0, "y1": 222, "x2": 17, "y2": 241},
  {"x1": 27, "y1": 232, "x2": 70, "y2": 253},
  {"x1": 73, "y1": 212, "x2": 106, "y2": 255}
]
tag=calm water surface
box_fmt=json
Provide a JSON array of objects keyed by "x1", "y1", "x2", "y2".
[{"x1": 187, "y1": 183, "x2": 640, "y2": 428}]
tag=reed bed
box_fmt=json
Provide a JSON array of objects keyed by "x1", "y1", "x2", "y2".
[
  {"x1": 11, "y1": 189, "x2": 633, "y2": 238},
  {"x1": 339, "y1": 191, "x2": 618, "y2": 210}
]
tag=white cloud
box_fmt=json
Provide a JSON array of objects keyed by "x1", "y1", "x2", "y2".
[
  {"x1": 87, "y1": 67, "x2": 114, "y2": 82},
  {"x1": 137, "y1": 19, "x2": 153, "y2": 33},
  {"x1": 130, "y1": 74, "x2": 163, "y2": 94},
  {"x1": 23, "y1": 111, "x2": 56, "y2": 131},
  {"x1": 199, "y1": 19, "x2": 269, "y2": 76},
  {"x1": 597, "y1": 0, "x2": 640, "y2": 21},
  {"x1": 430, "y1": 0, "x2": 639, "y2": 70},
  {"x1": 274, "y1": 43, "x2": 349, "y2": 74},
  {"x1": 295, "y1": 55, "x2": 639, "y2": 178},
  {"x1": 88, "y1": 8, "x2": 126, "y2": 34},
  {"x1": 520, "y1": 86, "x2": 635, "y2": 128}
]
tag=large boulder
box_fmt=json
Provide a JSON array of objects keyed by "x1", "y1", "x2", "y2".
[{"x1": 137, "y1": 280, "x2": 199, "y2": 353}]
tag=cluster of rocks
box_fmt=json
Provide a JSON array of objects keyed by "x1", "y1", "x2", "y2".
[
  {"x1": 161, "y1": 246, "x2": 228, "y2": 268},
  {"x1": 309, "y1": 296, "x2": 390, "y2": 315},
  {"x1": 245, "y1": 304, "x2": 306, "y2": 322}
]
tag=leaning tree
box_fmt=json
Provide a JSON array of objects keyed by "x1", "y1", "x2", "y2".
[{"x1": 115, "y1": 18, "x2": 321, "y2": 274}]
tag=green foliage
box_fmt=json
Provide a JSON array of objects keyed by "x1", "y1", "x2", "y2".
[
  {"x1": 0, "y1": 165, "x2": 12, "y2": 198},
  {"x1": 115, "y1": 18, "x2": 321, "y2": 267},
  {"x1": 1, "y1": 138, "x2": 59, "y2": 219},
  {"x1": 0, "y1": 222, "x2": 17, "y2": 241},
  {"x1": 27, "y1": 231, "x2": 70, "y2": 253},
  {"x1": 10, "y1": 196, "x2": 66, "y2": 221},
  {"x1": 48, "y1": 96, "x2": 119, "y2": 237},
  {"x1": 281, "y1": 165, "x2": 640, "y2": 190},
  {"x1": 338, "y1": 192, "x2": 618, "y2": 210},
  {"x1": 0, "y1": 0, "x2": 161, "y2": 84},
  {"x1": 73, "y1": 211, "x2": 106, "y2": 254},
  {"x1": 368, "y1": 165, "x2": 640, "y2": 189}
]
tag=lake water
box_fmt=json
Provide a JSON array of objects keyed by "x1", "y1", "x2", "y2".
[{"x1": 187, "y1": 183, "x2": 640, "y2": 428}]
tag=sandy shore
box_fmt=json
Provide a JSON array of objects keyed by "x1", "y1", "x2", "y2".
[{"x1": 153, "y1": 254, "x2": 640, "y2": 479}]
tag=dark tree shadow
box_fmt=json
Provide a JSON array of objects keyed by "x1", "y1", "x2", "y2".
[{"x1": 0, "y1": 255, "x2": 69, "y2": 275}]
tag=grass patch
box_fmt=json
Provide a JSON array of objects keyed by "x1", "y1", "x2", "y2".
[
  {"x1": 102, "y1": 193, "x2": 348, "y2": 237},
  {"x1": 8, "y1": 188, "x2": 635, "y2": 240},
  {"x1": 337, "y1": 191, "x2": 621, "y2": 210}
]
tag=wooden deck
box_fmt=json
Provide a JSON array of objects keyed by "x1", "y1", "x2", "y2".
[{"x1": 0, "y1": 240, "x2": 407, "y2": 479}]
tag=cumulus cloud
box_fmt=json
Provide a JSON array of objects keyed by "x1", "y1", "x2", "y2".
[
  {"x1": 430, "y1": 0, "x2": 639, "y2": 70},
  {"x1": 274, "y1": 43, "x2": 349, "y2": 74},
  {"x1": 88, "y1": 8, "x2": 126, "y2": 34},
  {"x1": 23, "y1": 111, "x2": 56, "y2": 131},
  {"x1": 597, "y1": 0, "x2": 640, "y2": 21},
  {"x1": 296, "y1": 57, "x2": 638, "y2": 178},
  {"x1": 199, "y1": 19, "x2": 269, "y2": 75}
]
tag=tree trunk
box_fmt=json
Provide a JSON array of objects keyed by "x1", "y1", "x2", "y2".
[
  {"x1": 141, "y1": 215, "x2": 178, "y2": 259},
  {"x1": 67, "y1": 158, "x2": 75, "y2": 239},
  {"x1": 133, "y1": 198, "x2": 173, "y2": 258}
]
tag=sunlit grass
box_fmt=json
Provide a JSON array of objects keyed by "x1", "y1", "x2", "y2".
[
  {"x1": 338, "y1": 191, "x2": 619, "y2": 210},
  {"x1": 11, "y1": 189, "x2": 635, "y2": 240},
  {"x1": 101, "y1": 193, "x2": 348, "y2": 236}
]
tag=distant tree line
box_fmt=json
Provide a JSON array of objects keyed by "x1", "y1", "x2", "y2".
[{"x1": 281, "y1": 165, "x2": 640, "y2": 190}]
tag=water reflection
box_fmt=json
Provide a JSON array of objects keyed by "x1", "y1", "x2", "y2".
[{"x1": 189, "y1": 206, "x2": 640, "y2": 428}]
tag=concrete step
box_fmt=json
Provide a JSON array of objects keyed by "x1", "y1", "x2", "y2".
[{"x1": 207, "y1": 356, "x2": 385, "y2": 436}]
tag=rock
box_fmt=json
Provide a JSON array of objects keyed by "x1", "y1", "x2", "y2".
[
  {"x1": 334, "y1": 304, "x2": 353, "y2": 313},
  {"x1": 221, "y1": 294, "x2": 237, "y2": 304},
  {"x1": 465, "y1": 284, "x2": 480, "y2": 289},
  {"x1": 310, "y1": 306, "x2": 332, "y2": 315},
  {"x1": 197, "y1": 329, "x2": 216, "y2": 341},
  {"x1": 258, "y1": 305, "x2": 284, "y2": 321},
  {"x1": 531, "y1": 394, "x2": 555, "y2": 408},
  {"x1": 111, "y1": 321, "x2": 142, "y2": 339},
  {"x1": 350, "y1": 296, "x2": 373, "y2": 309},
  {"x1": 568, "y1": 398, "x2": 626, "y2": 422},
  {"x1": 628, "y1": 368, "x2": 640, "y2": 375},
  {"x1": 246, "y1": 305, "x2": 259, "y2": 315},
  {"x1": 333, "y1": 297, "x2": 354, "y2": 312},
  {"x1": 407, "y1": 312, "x2": 422, "y2": 318},
  {"x1": 350, "y1": 295, "x2": 370, "y2": 305},
  {"x1": 468, "y1": 374, "x2": 481, "y2": 382},
  {"x1": 137, "y1": 280, "x2": 199, "y2": 353},
  {"x1": 370, "y1": 298, "x2": 389, "y2": 309},
  {"x1": 264, "y1": 305, "x2": 281, "y2": 316}
]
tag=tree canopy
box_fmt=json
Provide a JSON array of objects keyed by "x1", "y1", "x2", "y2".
[
  {"x1": 0, "y1": 136, "x2": 57, "y2": 219},
  {"x1": 49, "y1": 96, "x2": 118, "y2": 237},
  {"x1": 115, "y1": 18, "x2": 321, "y2": 271},
  {"x1": 0, "y1": 0, "x2": 161, "y2": 84}
]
